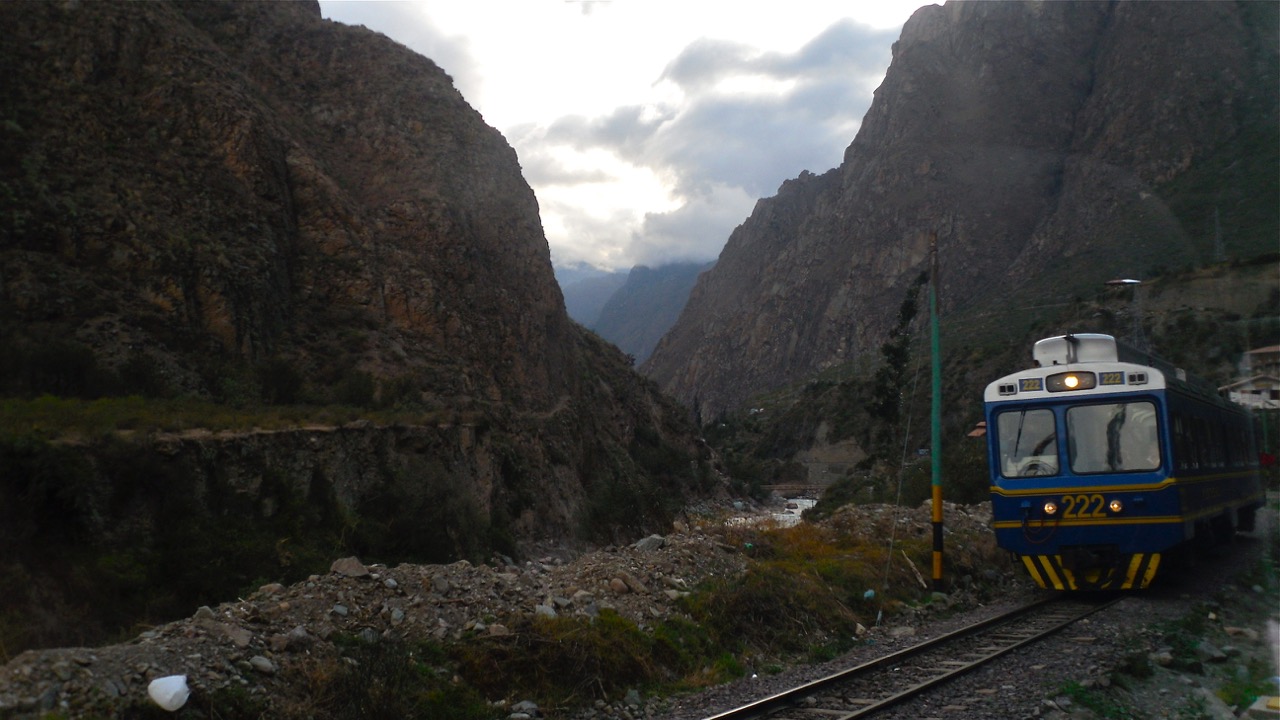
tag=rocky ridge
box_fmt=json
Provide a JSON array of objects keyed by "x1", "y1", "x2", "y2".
[{"x1": 643, "y1": 1, "x2": 1278, "y2": 414}]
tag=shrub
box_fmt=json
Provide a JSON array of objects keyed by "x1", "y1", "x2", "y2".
[
  {"x1": 455, "y1": 610, "x2": 670, "y2": 708},
  {"x1": 0, "y1": 339, "x2": 119, "y2": 398},
  {"x1": 258, "y1": 356, "x2": 303, "y2": 404},
  {"x1": 282, "y1": 640, "x2": 494, "y2": 720},
  {"x1": 684, "y1": 524, "x2": 881, "y2": 656},
  {"x1": 118, "y1": 352, "x2": 171, "y2": 398},
  {"x1": 336, "y1": 369, "x2": 376, "y2": 408}
]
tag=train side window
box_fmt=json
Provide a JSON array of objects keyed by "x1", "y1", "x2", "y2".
[
  {"x1": 1194, "y1": 417, "x2": 1212, "y2": 469},
  {"x1": 1223, "y1": 414, "x2": 1239, "y2": 466},
  {"x1": 1184, "y1": 414, "x2": 1203, "y2": 470},
  {"x1": 1173, "y1": 413, "x2": 1190, "y2": 471},
  {"x1": 1215, "y1": 413, "x2": 1230, "y2": 468},
  {"x1": 996, "y1": 408, "x2": 1059, "y2": 477},
  {"x1": 1066, "y1": 401, "x2": 1160, "y2": 474}
]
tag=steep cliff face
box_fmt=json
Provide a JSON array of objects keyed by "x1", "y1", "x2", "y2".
[
  {"x1": 0, "y1": 0, "x2": 715, "y2": 649},
  {"x1": 2, "y1": 0, "x2": 571, "y2": 406},
  {"x1": 644, "y1": 1, "x2": 1278, "y2": 414}
]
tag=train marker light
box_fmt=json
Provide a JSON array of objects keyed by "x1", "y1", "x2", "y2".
[
  {"x1": 1108, "y1": 499, "x2": 1124, "y2": 513},
  {"x1": 1043, "y1": 501, "x2": 1058, "y2": 516}
]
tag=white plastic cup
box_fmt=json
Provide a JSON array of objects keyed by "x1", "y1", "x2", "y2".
[{"x1": 147, "y1": 675, "x2": 190, "y2": 712}]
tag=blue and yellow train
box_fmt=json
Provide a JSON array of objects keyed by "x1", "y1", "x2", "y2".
[{"x1": 985, "y1": 333, "x2": 1265, "y2": 590}]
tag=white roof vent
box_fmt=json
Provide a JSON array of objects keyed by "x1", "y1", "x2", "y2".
[{"x1": 1033, "y1": 334, "x2": 1119, "y2": 366}]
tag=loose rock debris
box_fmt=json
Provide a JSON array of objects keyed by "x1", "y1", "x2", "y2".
[{"x1": 0, "y1": 499, "x2": 1011, "y2": 718}]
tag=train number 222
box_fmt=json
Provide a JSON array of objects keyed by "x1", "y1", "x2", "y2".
[{"x1": 1060, "y1": 494, "x2": 1106, "y2": 519}]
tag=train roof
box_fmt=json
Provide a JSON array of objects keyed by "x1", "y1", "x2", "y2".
[
  {"x1": 1032, "y1": 333, "x2": 1119, "y2": 365},
  {"x1": 985, "y1": 333, "x2": 1229, "y2": 405},
  {"x1": 983, "y1": 359, "x2": 1167, "y2": 403},
  {"x1": 1033, "y1": 333, "x2": 1182, "y2": 376}
]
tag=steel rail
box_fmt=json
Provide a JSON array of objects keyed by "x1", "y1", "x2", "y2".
[{"x1": 701, "y1": 593, "x2": 1123, "y2": 720}]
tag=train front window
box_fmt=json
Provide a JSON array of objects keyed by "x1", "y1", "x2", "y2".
[
  {"x1": 997, "y1": 408, "x2": 1059, "y2": 477},
  {"x1": 1066, "y1": 401, "x2": 1159, "y2": 473}
]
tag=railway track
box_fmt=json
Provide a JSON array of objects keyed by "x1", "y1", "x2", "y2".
[{"x1": 702, "y1": 593, "x2": 1124, "y2": 720}]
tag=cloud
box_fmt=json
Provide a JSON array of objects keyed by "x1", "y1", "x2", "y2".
[
  {"x1": 772, "y1": 18, "x2": 900, "y2": 77},
  {"x1": 513, "y1": 142, "x2": 616, "y2": 187},
  {"x1": 658, "y1": 20, "x2": 892, "y2": 93},
  {"x1": 514, "y1": 17, "x2": 898, "y2": 268},
  {"x1": 625, "y1": 183, "x2": 758, "y2": 267},
  {"x1": 658, "y1": 38, "x2": 760, "y2": 94},
  {"x1": 320, "y1": 3, "x2": 906, "y2": 271},
  {"x1": 542, "y1": 182, "x2": 754, "y2": 269},
  {"x1": 544, "y1": 201, "x2": 639, "y2": 270},
  {"x1": 536, "y1": 18, "x2": 899, "y2": 191},
  {"x1": 647, "y1": 18, "x2": 899, "y2": 196}
]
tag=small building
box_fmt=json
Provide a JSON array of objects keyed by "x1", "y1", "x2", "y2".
[
  {"x1": 1240, "y1": 345, "x2": 1280, "y2": 377},
  {"x1": 1219, "y1": 374, "x2": 1280, "y2": 409}
]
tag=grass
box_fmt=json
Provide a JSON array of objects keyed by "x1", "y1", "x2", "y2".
[
  {"x1": 0, "y1": 395, "x2": 479, "y2": 440},
  {"x1": 281, "y1": 639, "x2": 496, "y2": 720},
  {"x1": 1055, "y1": 680, "x2": 1140, "y2": 720},
  {"x1": 1216, "y1": 657, "x2": 1276, "y2": 710},
  {"x1": 445, "y1": 520, "x2": 898, "y2": 714}
]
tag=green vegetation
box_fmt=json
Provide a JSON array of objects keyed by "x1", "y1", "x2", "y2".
[
  {"x1": 0, "y1": 394, "x2": 447, "y2": 438},
  {"x1": 579, "y1": 421, "x2": 706, "y2": 541},
  {"x1": 0, "y1": 331, "x2": 454, "y2": 414},
  {"x1": 455, "y1": 610, "x2": 702, "y2": 709},
  {"x1": 0, "y1": 434, "x2": 353, "y2": 655},
  {"x1": 704, "y1": 254, "x2": 1280, "y2": 521},
  {"x1": 1054, "y1": 680, "x2": 1139, "y2": 720},
  {"x1": 1152, "y1": 603, "x2": 1214, "y2": 672},
  {"x1": 1216, "y1": 657, "x2": 1277, "y2": 711},
  {"x1": 330, "y1": 520, "x2": 997, "y2": 718},
  {"x1": 0, "y1": 423, "x2": 528, "y2": 657},
  {"x1": 283, "y1": 639, "x2": 496, "y2": 720}
]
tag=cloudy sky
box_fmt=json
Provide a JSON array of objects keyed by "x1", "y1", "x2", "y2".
[{"x1": 318, "y1": 1, "x2": 929, "y2": 272}]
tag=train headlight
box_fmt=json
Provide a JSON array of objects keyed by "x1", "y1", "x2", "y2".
[
  {"x1": 1108, "y1": 499, "x2": 1124, "y2": 513},
  {"x1": 1043, "y1": 501, "x2": 1058, "y2": 516},
  {"x1": 1047, "y1": 371, "x2": 1098, "y2": 392}
]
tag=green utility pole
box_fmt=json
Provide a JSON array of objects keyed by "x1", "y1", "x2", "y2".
[{"x1": 929, "y1": 232, "x2": 944, "y2": 591}]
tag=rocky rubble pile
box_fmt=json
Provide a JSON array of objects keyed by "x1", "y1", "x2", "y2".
[
  {"x1": 0, "y1": 517, "x2": 749, "y2": 718},
  {"x1": 0, "y1": 498, "x2": 1025, "y2": 719}
]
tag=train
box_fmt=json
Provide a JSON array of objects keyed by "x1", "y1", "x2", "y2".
[{"x1": 984, "y1": 333, "x2": 1266, "y2": 590}]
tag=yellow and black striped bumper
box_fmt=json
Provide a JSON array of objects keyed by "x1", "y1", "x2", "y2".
[{"x1": 1020, "y1": 553, "x2": 1161, "y2": 590}]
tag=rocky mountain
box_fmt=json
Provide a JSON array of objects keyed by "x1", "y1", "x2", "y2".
[
  {"x1": 557, "y1": 266, "x2": 627, "y2": 327},
  {"x1": 4, "y1": 0, "x2": 572, "y2": 406},
  {"x1": 592, "y1": 261, "x2": 713, "y2": 364},
  {"x1": 643, "y1": 1, "x2": 1279, "y2": 415},
  {"x1": 0, "y1": 0, "x2": 715, "y2": 652}
]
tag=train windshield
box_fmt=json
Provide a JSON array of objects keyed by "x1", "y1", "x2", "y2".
[
  {"x1": 1066, "y1": 401, "x2": 1160, "y2": 473},
  {"x1": 997, "y1": 408, "x2": 1059, "y2": 477}
]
